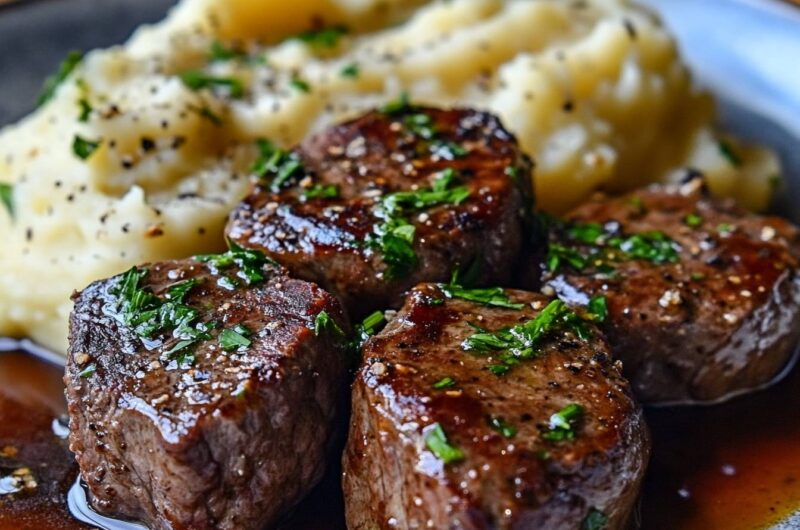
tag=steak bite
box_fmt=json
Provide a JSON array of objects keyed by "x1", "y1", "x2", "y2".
[
  {"x1": 543, "y1": 177, "x2": 800, "y2": 404},
  {"x1": 65, "y1": 247, "x2": 350, "y2": 530},
  {"x1": 343, "y1": 284, "x2": 649, "y2": 530},
  {"x1": 226, "y1": 104, "x2": 534, "y2": 318}
]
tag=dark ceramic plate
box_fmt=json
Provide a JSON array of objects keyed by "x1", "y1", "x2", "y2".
[{"x1": 0, "y1": 1, "x2": 799, "y2": 529}]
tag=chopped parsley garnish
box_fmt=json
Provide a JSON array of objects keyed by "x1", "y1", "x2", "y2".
[
  {"x1": 381, "y1": 97, "x2": 468, "y2": 158},
  {"x1": 586, "y1": 295, "x2": 608, "y2": 323},
  {"x1": 314, "y1": 310, "x2": 345, "y2": 339},
  {"x1": 717, "y1": 223, "x2": 734, "y2": 235},
  {"x1": 450, "y1": 257, "x2": 482, "y2": 288},
  {"x1": 718, "y1": 140, "x2": 742, "y2": 167},
  {"x1": 462, "y1": 300, "x2": 589, "y2": 375},
  {"x1": 302, "y1": 184, "x2": 339, "y2": 200},
  {"x1": 439, "y1": 284, "x2": 523, "y2": 310},
  {"x1": 289, "y1": 78, "x2": 311, "y2": 93},
  {"x1": 368, "y1": 168, "x2": 470, "y2": 278},
  {"x1": 108, "y1": 269, "x2": 210, "y2": 364},
  {"x1": 219, "y1": 327, "x2": 252, "y2": 351},
  {"x1": 78, "y1": 363, "x2": 97, "y2": 379},
  {"x1": 293, "y1": 26, "x2": 348, "y2": 48},
  {"x1": 72, "y1": 135, "x2": 101, "y2": 160},
  {"x1": 217, "y1": 276, "x2": 238, "y2": 290},
  {"x1": 0, "y1": 183, "x2": 13, "y2": 218},
  {"x1": 542, "y1": 403, "x2": 585, "y2": 442},
  {"x1": 78, "y1": 98, "x2": 92, "y2": 122},
  {"x1": 380, "y1": 92, "x2": 411, "y2": 115},
  {"x1": 690, "y1": 272, "x2": 706, "y2": 281},
  {"x1": 488, "y1": 416, "x2": 517, "y2": 438},
  {"x1": 189, "y1": 104, "x2": 224, "y2": 127},
  {"x1": 38, "y1": 50, "x2": 83, "y2": 106},
  {"x1": 251, "y1": 139, "x2": 305, "y2": 192},
  {"x1": 430, "y1": 140, "x2": 467, "y2": 160},
  {"x1": 684, "y1": 213, "x2": 703, "y2": 228},
  {"x1": 179, "y1": 71, "x2": 244, "y2": 98},
  {"x1": 209, "y1": 41, "x2": 247, "y2": 62},
  {"x1": 351, "y1": 310, "x2": 386, "y2": 352},
  {"x1": 582, "y1": 508, "x2": 608, "y2": 530},
  {"x1": 487, "y1": 363, "x2": 512, "y2": 376},
  {"x1": 424, "y1": 423, "x2": 464, "y2": 464},
  {"x1": 403, "y1": 112, "x2": 437, "y2": 140},
  {"x1": 340, "y1": 63, "x2": 359, "y2": 78},
  {"x1": 547, "y1": 220, "x2": 680, "y2": 273},
  {"x1": 195, "y1": 240, "x2": 276, "y2": 285},
  {"x1": 432, "y1": 377, "x2": 456, "y2": 390}
]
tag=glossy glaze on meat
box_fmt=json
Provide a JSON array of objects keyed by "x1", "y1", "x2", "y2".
[
  {"x1": 343, "y1": 284, "x2": 649, "y2": 530},
  {"x1": 544, "y1": 177, "x2": 800, "y2": 403},
  {"x1": 65, "y1": 258, "x2": 349, "y2": 530},
  {"x1": 227, "y1": 107, "x2": 534, "y2": 318}
]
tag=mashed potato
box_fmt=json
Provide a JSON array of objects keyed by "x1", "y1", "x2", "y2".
[{"x1": 0, "y1": 0, "x2": 781, "y2": 354}]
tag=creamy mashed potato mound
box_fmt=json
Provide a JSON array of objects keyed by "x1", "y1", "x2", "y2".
[{"x1": 0, "y1": 0, "x2": 781, "y2": 353}]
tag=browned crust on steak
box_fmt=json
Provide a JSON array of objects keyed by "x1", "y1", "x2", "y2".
[
  {"x1": 343, "y1": 284, "x2": 649, "y2": 530},
  {"x1": 544, "y1": 178, "x2": 800, "y2": 403},
  {"x1": 65, "y1": 259, "x2": 350, "y2": 530},
  {"x1": 226, "y1": 107, "x2": 534, "y2": 318}
]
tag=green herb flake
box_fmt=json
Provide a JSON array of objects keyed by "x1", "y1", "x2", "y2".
[
  {"x1": 690, "y1": 272, "x2": 706, "y2": 281},
  {"x1": 582, "y1": 508, "x2": 609, "y2": 530},
  {"x1": 195, "y1": 241, "x2": 276, "y2": 286},
  {"x1": 719, "y1": 140, "x2": 742, "y2": 167},
  {"x1": 380, "y1": 92, "x2": 411, "y2": 115},
  {"x1": 78, "y1": 98, "x2": 92, "y2": 122},
  {"x1": 219, "y1": 328, "x2": 252, "y2": 351},
  {"x1": 488, "y1": 363, "x2": 511, "y2": 376},
  {"x1": 179, "y1": 71, "x2": 244, "y2": 98},
  {"x1": 217, "y1": 276, "x2": 238, "y2": 290},
  {"x1": 424, "y1": 423, "x2": 464, "y2": 464},
  {"x1": 38, "y1": 50, "x2": 83, "y2": 106},
  {"x1": 542, "y1": 403, "x2": 585, "y2": 442},
  {"x1": 548, "y1": 219, "x2": 680, "y2": 273},
  {"x1": 717, "y1": 223, "x2": 734, "y2": 235},
  {"x1": 293, "y1": 26, "x2": 348, "y2": 48},
  {"x1": 72, "y1": 135, "x2": 101, "y2": 160},
  {"x1": 78, "y1": 363, "x2": 97, "y2": 379},
  {"x1": 251, "y1": 139, "x2": 305, "y2": 192},
  {"x1": 432, "y1": 377, "x2": 456, "y2": 390},
  {"x1": 684, "y1": 213, "x2": 703, "y2": 228},
  {"x1": 367, "y1": 169, "x2": 470, "y2": 278},
  {"x1": 404, "y1": 112, "x2": 437, "y2": 140},
  {"x1": 352, "y1": 310, "x2": 387, "y2": 352},
  {"x1": 302, "y1": 184, "x2": 339, "y2": 200},
  {"x1": 314, "y1": 310, "x2": 345, "y2": 339},
  {"x1": 289, "y1": 78, "x2": 311, "y2": 93},
  {"x1": 488, "y1": 416, "x2": 517, "y2": 438},
  {"x1": 209, "y1": 41, "x2": 247, "y2": 62},
  {"x1": 340, "y1": 63, "x2": 359, "y2": 78},
  {"x1": 463, "y1": 300, "x2": 589, "y2": 375},
  {"x1": 439, "y1": 284, "x2": 523, "y2": 310},
  {"x1": 0, "y1": 183, "x2": 13, "y2": 218},
  {"x1": 586, "y1": 295, "x2": 608, "y2": 323}
]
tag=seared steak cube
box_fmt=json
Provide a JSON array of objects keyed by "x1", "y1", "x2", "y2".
[
  {"x1": 543, "y1": 177, "x2": 800, "y2": 403},
  {"x1": 343, "y1": 284, "x2": 649, "y2": 530},
  {"x1": 227, "y1": 105, "x2": 534, "y2": 318},
  {"x1": 65, "y1": 249, "x2": 349, "y2": 530}
]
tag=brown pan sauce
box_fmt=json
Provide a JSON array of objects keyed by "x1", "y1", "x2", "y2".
[{"x1": 0, "y1": 348, "x2": 798, "y2": 530}]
